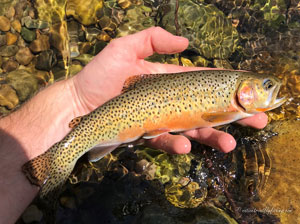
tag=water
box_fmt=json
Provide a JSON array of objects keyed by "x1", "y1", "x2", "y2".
[{"x1": 2, "y1": 0, "x2": 298, "y2": 223}]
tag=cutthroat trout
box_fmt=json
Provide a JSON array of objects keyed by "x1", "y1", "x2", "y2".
[{"x1": 22, "y1": 70, "x2": 285, "y2": 198}]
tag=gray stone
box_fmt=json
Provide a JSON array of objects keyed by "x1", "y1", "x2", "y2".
[{"x1": 22, "y1": 16, "x2": 49, "y2": 29}]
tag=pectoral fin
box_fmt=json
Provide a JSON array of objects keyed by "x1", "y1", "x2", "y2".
[
  {"x1": 201, "y1": 112, "x2": 240, "y2": 124},
  {"x1": 88, "y1": 144, "x2": 120, "y2": 162},
  {"x1": 143, "y1": 128, "x2": 170, "y2": 139}
]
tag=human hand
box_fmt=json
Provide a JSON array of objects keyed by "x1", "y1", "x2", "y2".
[{"x1": 71, "y1": 27, "x2": 268, "y2": 154}]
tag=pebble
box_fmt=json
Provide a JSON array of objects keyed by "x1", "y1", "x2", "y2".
[
  {"x1": 14, "y1": 0, "x2": 28, "y2": 20},
  {"x1": 6, "y1": 32, "x2": 18, "y2": 45},
  {"x1": 34, "y1": 70, "x2": 50, "y2": 85},
  {"x1": 118, "y1": 0, "x2": 132, "y2": 9},
  {"x1": 11, "y1": 19, "x2": 22, "y2": 33},
  {"x1": 66, "y1": 0, "x2": 104, "y2": 26},
  {"x1": 35, "y1": 49, "x2": 57, "y2": 71},
  {"x1": 0, "y1": 45, "x2": 19, "y2": 57},
  {"x1": 5, "y1": 6, "x2": 15, "y2": 19},
  {"x1": 29, "y1": 35, "x2": 50, "y2": 53},
  {"x1": 17, "y1": 36, "x2": 26, "y2": 48},
  {"x1": 60, "y1": 196, "x2": 77, "y2": 209},
  {"x1": 85, "y1": 27, "x2": 101, "y2": 42},
  {"x1": 0, "y1": 16, "x2": 11, "y2": 32},
  {"x1": 2, "y1": 59, "x2": 19, "y2": 72},
  {"x1": 97, "y1": 30, "x2": 111, "y2": 42},
  {"x1": 15, "y1": 47, "x2": 33, "y2": 65},
  {"x1": 21, "y1": 205, "x2": 43, "y2": 223},
  {"x1": 0, "y1": 84, "x2": 19, "y2": 110},
  {"x1": 22, "y1": 16, "x2": 49, "y2": 29},
  {"x1": 0, "y1": 35, "x2": 6, "y2": 47},
  {"x1": 21, "y1": 27, "x2": 36, "y2": 42}
]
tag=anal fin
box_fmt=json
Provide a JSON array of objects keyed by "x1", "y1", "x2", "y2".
[{"x1": 88, "y1": 144, "x2": 120, "y2": 162}]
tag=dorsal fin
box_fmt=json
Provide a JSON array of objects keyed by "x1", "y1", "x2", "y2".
[
  {"x1": 68, "y1": 116, "x2": 82, "y2": 128},
  {"x1": 122, "y1": 74, "x2": 162, "y2": 93}
]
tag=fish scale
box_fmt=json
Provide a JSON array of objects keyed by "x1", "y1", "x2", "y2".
[{"x1": 22, "y1": 70, "x2": 285, "y2": 200}]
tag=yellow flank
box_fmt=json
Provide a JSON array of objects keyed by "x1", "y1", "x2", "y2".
[{"x1": 22, "y1": 70, "x2": 285, "y2": 199}]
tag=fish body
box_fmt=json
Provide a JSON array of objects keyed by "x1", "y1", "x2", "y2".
[{"x1": 22, "y1": 70, "x2": 285, "y2": 198}]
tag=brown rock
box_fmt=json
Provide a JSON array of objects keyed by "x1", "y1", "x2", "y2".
[
  {"x1": 28, "y1": 8, "x2": 36, "y2": 19},
  {"x1": 0, "y1": 84, "x2": 19, "y2": 109},
  {"x1": 15, "y1": 47, "x2": 33, "y2": 65},
  {"x1": 17, "y1": 36, "x2": 26, "y2": 48},
  {"x1": 29, "y1": 35, "x2": 50, "y2": 53},
  {"x1": 14, "y1": 0, "x2": 28, "y2": 20},
  {"x1": 6, "y1": 32, "x2": 18, "y2": 45},
  {"x1": 2, "y1": 59, "x2": 19, "y2": 72},
  {"x1": 0, "y1": 35, "x2": 6, "y2": 47},
  {"x1": 34, "y1": 70, "x2": 50, "y2": 85},
  {"x1": 60, "y1": 196, "x2": 77, "y2": 209},
  {"x1": 0, "y1": 16, "x2": 10, "y2": 32},
  {"x1": 5, "y1": 6, "x2": 15, "y2": 19},
  {"x1": 0, "y1": 45, "x2": 19, "y2": 57},
  {"x1": 11, "y1": 20, "x2": 21, "y2": 33},
  {"x1": 21, "y1": 205, "x2": 43, "y2": 223},
  {"x1": 6, "y1": 69, "x2": 39, "y2": 101}
]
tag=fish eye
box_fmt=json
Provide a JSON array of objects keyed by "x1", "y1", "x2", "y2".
[{"x1": 263, "y1": 79, "x2": 274, "y2": 90}]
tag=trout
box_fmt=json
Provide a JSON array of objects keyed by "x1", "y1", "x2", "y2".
[{"x1": 22, "y1": 70, "x2": 285, "y2": 198}]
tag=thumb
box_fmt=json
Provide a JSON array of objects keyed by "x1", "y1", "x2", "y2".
[{"x1": 110, "y1": 26, "x2": 189, "y2": 59}]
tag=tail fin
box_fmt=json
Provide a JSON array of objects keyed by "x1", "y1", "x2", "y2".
[{"x1": 22, "y1": 152, "x2": 51, "y2": 188}]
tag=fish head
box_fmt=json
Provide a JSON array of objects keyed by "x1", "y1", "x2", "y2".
[{"x1": 236, "y1": 74, "x2": 286, "y2": 114}]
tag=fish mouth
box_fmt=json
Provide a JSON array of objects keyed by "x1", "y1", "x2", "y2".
[{"x1": 268, "y1": 84, "x2": 286, "y2": 110}]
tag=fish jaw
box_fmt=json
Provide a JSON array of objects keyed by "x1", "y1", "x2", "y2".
[{"x1": 255, "y1": 84, "x2": 286, "y2": 112}]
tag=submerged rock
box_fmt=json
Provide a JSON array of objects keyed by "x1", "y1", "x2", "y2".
[
  {"x1": 22, "y1": 16, "x2": 49, "y2": 29},
  {"x1": 66, "y1": 0, "x2": 104, "y2": 26},
  {"x1": 20, "y1": 27, "x2": 36, "y2": 42},
  {"x1": 6, "y1": 32, "x2": 18, "y2": 45},
  {"x1": 29, "y1": 34, "x2": 50, "y2": 53},
  {"x1": 35, "y1": 49, "x2": 57, "y2": 71},
  {"x1": 2, "y1": 59, "x2": 19, "y2": 72},
  {"x1": 160, "y1": 1, "x2": 239, "y2": 59},
  {"x1": 5, "y1": 6, "x2": 15, "y2": 19},
  {"x1": 0, "y1": 15, "x2": 10, "y2": 32},
  {"x1": 0, "y1": 45, "x2": 18, "y2": 57},
  {"x1": 0, "y1": 35, "x2": 7, "y2": 47},
  {"x1": 6, "y1": 69, "x2": 39, "y2": 101},
  {"x1": 116, "y1": 4, "x2": 155, "y2": 37},
  {"x1": 15, "y1": 47, "x2": 33, "y2": 65},
  {"x1": 22, "y1": 204, "x2": 43, "y2": 223},
  {"x1": 0, "y1": 84, "x2": 19, "y2": 110},
  {"x1": 11, "y1": 19, "x2": 21, "y2": 33}
]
